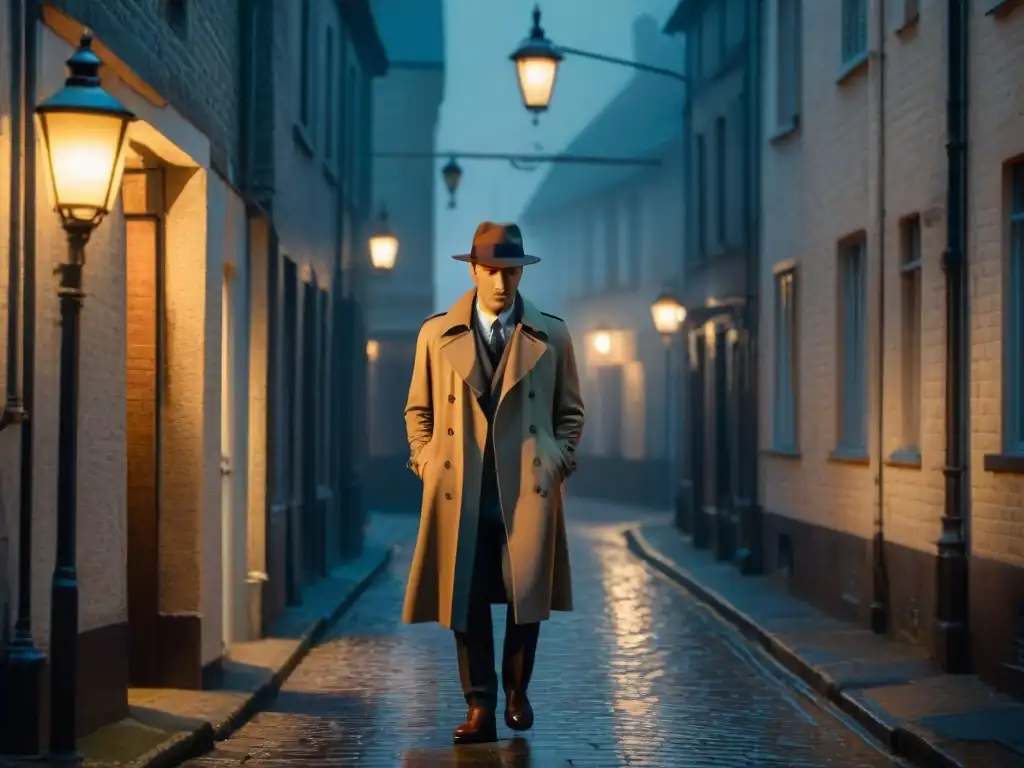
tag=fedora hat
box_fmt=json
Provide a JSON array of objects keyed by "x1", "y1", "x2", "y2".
[{"x1": 452, "y1": 221, "x2": 541, "y2": 267}]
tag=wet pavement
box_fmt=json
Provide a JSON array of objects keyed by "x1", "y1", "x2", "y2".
[{"x1": 183, "y1": 504, "x2": 904, "y2": 767}]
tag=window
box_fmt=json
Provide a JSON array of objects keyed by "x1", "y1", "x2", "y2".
[
  {"x1": 696, "y1": 133, "x2": 707, "y2": 258},
  {"x1": 345, "y1": 64, "x2": 358, "y2": 196},
  {"x1": 299, "y1": 0, "x2": 312, "y2": 128},
  {"x1": 837, "y1": 238, "x2": 867, "y2": 454},
  {"x1": 776, "y1": 0, "x2": 801, "y2": 128},
  {"x1": 1006, "y1": 163, "x2": 1024, "y2": 453},
  {"x1": 323, "y1": 26, "x2": 337, "y2": 166},
  {"x1": 715, "y1": 116, "x2": 727, "y2": 246},
  {"x1": 841, "y1": 0, "x2": 868, "y2": 65},
  {"x1": 773, "y1": 268, "x2": 798, "y2": 451},
  {"x1": 899, "y1": 216, "x2": 922, "y2": 455}
]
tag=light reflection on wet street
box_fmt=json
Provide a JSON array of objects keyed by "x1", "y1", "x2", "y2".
[{"x1": 184, "y1": 505, "x2": 902, "y2": 767}]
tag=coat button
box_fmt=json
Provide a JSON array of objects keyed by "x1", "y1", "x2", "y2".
[
  {"x1": 444, "y1": 460, "x2": 452, "y2": 469},
  {"x1": 533, "y1": 457, "x2": 541, "y2": 467},
  {"x1": 534, "y1": 485, "x2": 542, "y2": 494},
  {"x1": 528, "y1": 425, "x2": 536, "y2": 434},
  {"x1": 445, "y1": 492, "x2": 453, "y2": 500},
  {"x1": 448, "y1": 394, "x2": 456, "y2": 403},
  {"x1": 528, "y1": 390, "x2": 535, "y2": 399},
  {"x1": 447, "y1": 428, "x2": 454, "y2": 436}
]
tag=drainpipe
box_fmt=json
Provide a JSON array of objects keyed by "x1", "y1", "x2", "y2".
[
  {"x1": 1, "y1": 0, "x2": 46, "y2": 756},
  {"x1": 0, "y1": 0, "x2": 27, "y2": 431},
  {"x1": 935, "y1": 0, "x2": 969, "y2": 673},
  {"x1": 736, "y1": 0, "x2": 763, "y2": 575},
  {"x1": 870, "y1": 0, "x2": 890, "y2": 635}
]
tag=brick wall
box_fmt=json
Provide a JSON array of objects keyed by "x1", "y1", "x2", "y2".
[
  {"x1": 760, "y1": 0, "x2": 1024, "y2": 681},
  {"x1": 47, "y1": 0, "x2": 240, "y2": 175}
]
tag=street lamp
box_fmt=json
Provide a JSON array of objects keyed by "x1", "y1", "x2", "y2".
[
  {"x1": 510, "y1": 5, "x2": 686, "y2": 121},
  {"x1": 442, "y1": 156, "x2": 463, "y2": 209},
  {"x1": 368, "y1": 206, "x2": 399, "y2": 271},
  {"x1": 591, "y1": 328, "x2": 612, "y2": 357},
  {"x1": 650, "y1": 285, "x2": 687, "y2": 531},
  {"x1": 510, "y1": 5, "x2": 563, "y2": 123},
  {"x1": 35, "y1": 32, "x2": 135, "y2": 762},
  {"x1": 651, "y1": 284, "x2": 687, "y2": 346}
]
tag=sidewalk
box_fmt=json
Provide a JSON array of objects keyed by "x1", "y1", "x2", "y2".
[
  {"x1": 626, "y1": 520, "x2": 1024, "y2": 768},
  {"x1": 64, "y1": 512, "x2": 418, "y2": 768}
]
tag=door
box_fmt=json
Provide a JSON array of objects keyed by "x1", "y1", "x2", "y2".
[
  {"x1": 221, "y1": 274, "x2": 235, "y2": 645},
  {"x1": 124, "y1": 168, "x2": 164, "y2": 686}
]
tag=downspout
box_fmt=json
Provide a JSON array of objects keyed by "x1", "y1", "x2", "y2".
[
  {"x1": 0, "y1": 0, "x2": 27, "y2": 431},
  {"x1": 737, "y1": 0, "x2": 764, "y2": 575},
  {"x1": 935, "y1": 0, "x2": 969, "y2": 673},
  {"x1": 870, "y1": 0, "x2": 890, "y2": 635},
  {"x1": 2, "y1": 0, "x2": 46, "y2": 757}
]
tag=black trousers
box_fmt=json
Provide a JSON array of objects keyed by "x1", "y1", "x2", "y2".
[{"x1": 454, "y1": 516, "x2": 540, "y2": 709}]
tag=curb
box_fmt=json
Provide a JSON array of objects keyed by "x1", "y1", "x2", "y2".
[
  {"x1": 623, "y1": 528, "x2": 963, "y2": 768},
  {"x1": 134, "y1": 544, "x2": 397, "y2": 768}
]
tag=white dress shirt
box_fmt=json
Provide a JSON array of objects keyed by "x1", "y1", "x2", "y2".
[{"x1": 475, "y1": 303, "x2": 517, "y2": 346}]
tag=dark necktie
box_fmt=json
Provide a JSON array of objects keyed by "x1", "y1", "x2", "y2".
[{"x1": 488, "y1": 318, "x2": 505, "y2": 361}]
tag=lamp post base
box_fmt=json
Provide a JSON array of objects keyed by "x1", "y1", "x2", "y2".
[{"x1": 0, "y1": 639, "x2": 46, "y2": 756}]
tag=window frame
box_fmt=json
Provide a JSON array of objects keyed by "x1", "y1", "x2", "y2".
[
  {"x1": 841, "y1": 0, "x2": 868, "y2": 66},
  {"x1": 837, "y1": 236, "x2": 868, "y2": 456},
  {"x1": 1005, "y1": 163, "x2": 1024, "y2": 454},
  {"x1": 773, "y1": 265, "x2": 799, "y2": 452},
  {"x1": 898, "y1": 215, "x2": 923, "y2": 457},
  {"x1": 775, "y1": 0, "x2": 801, "y2": 131}
]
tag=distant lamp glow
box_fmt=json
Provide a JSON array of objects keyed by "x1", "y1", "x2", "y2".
[
  {"x1": 510, "y1": 5, "x2": 563, "y2": 123},
  {"x1": 442, "y1": 157, "x2": 463, "y2": 209},
  {"x1": 368, "y1": 206, "x2": 399, "y2": 271},
  {"x1": 650, "y1": 284, "x2": 686, "y2": 342},
  {"x1": 366, "y1": 340, "x2": 380, "y2": 361},
  {"x1": 36, "y1": 32, "x2": 136, "y2": 229},
  {"x1": 591, "y1": 330, "x2": 612, "y2": 356}
]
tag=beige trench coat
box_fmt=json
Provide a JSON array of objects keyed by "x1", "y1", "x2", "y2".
[{"x1": 401, "y1": 289, "x2": 585, "y2": 632}]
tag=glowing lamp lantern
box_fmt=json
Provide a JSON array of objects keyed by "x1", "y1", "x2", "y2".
[
  {"x1": 510, "y1": 5, "x2": 563, "y2": 122},
  {"x1": 442, "y1": 157, "x2": 462, "y2": 209},
  {"x1": 591, "y1": 330, "x2": 612, "y2": 357},
  {"x1": 650, "y1": 285, "x2": 686, "y2": 342},
  {"x1": 366, "y1": 340, "x2": 380, "y2": 361},
  {"x1": 368, "y1": 207, "x2": 399, "y2": 271},
  {"x1": 36, "y1": 33, "x2": 136, "y2": 231}
]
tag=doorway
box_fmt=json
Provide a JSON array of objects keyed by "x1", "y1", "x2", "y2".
[{"x1": 123, "y1": 166, "x2": 165, "y2": 687}]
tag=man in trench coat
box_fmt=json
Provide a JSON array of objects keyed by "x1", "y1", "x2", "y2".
[{"x1": 401, "y1": 221, "x2": 585, "y2": 744}]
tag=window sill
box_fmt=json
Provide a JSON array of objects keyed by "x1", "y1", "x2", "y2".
[
  {"x1": 828, "y1": 448, "x2": 870, "y2": 465},
  {"x1": 837, "y1": 51, "x2": 869, "y2": 85},
  {"x1": 985, "y1": 0, "x2": 1023, "y2": 18},
  {"x1": 885, "y1": 449, "x2": 922, "y2": 469},
  {"x1": 292, "y1": 122, "x2": 314, "y2": 159},
  {"x1": 762, "y1": 447, "x2": 801, "y2": 460},
  {"x1": 769, "y1": 118, "x2": 800, "y2": 146},
  {"x1": 983, "y1": 452, "x2": 1024, "y2": 474}
]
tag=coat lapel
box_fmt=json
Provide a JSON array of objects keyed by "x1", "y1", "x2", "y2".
[
  {"x1": 439, "y1": 289, "x2": 486, "y2": 395},
  {"x1": 499, "y1": 297, "x2": 550, "y2": 406}
]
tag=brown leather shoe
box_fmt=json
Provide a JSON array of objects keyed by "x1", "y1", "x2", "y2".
[
  {"x1": 453, "y1": 704, "x2": 497, "y2": 744},
  {"x1": 504, "y1": 690, "x2": 534, "y2": 731}
]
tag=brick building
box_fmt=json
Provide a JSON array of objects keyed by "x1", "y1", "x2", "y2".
[
  {"x1": 758, "y1": 0, "x2": 1024, "y2": 695},
  {"x1": 664, "y1": 0, "x2": 764, "y2": 568},
  {"x1": 0, "y1": 0, "x2": 386, "y2": 754}
]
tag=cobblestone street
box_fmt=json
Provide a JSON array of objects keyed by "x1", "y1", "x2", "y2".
[{"x1": 183, "y1": 505, "x2": 904, "y2": 767}]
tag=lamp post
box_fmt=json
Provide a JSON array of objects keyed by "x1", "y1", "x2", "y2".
[
  {"x1": 442, "y1": 156, "x2": 463, "y2": 209},
  {"x1": 368, "y1": 206, "x2": 399, "y2": 271},
  {"x1": 35, "y1": 33, "x2": 135, "y2": 762},
  {"x1": 650, "y1": 286, "x2": 686, "y2": 524},
  {"x1": 510, "y1": 5, "x2": 686, "y2": 121}
]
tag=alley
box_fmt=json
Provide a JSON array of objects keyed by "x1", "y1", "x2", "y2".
[{"x1": 182, "y1": 506, "x2": 902, "y2": 767}]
